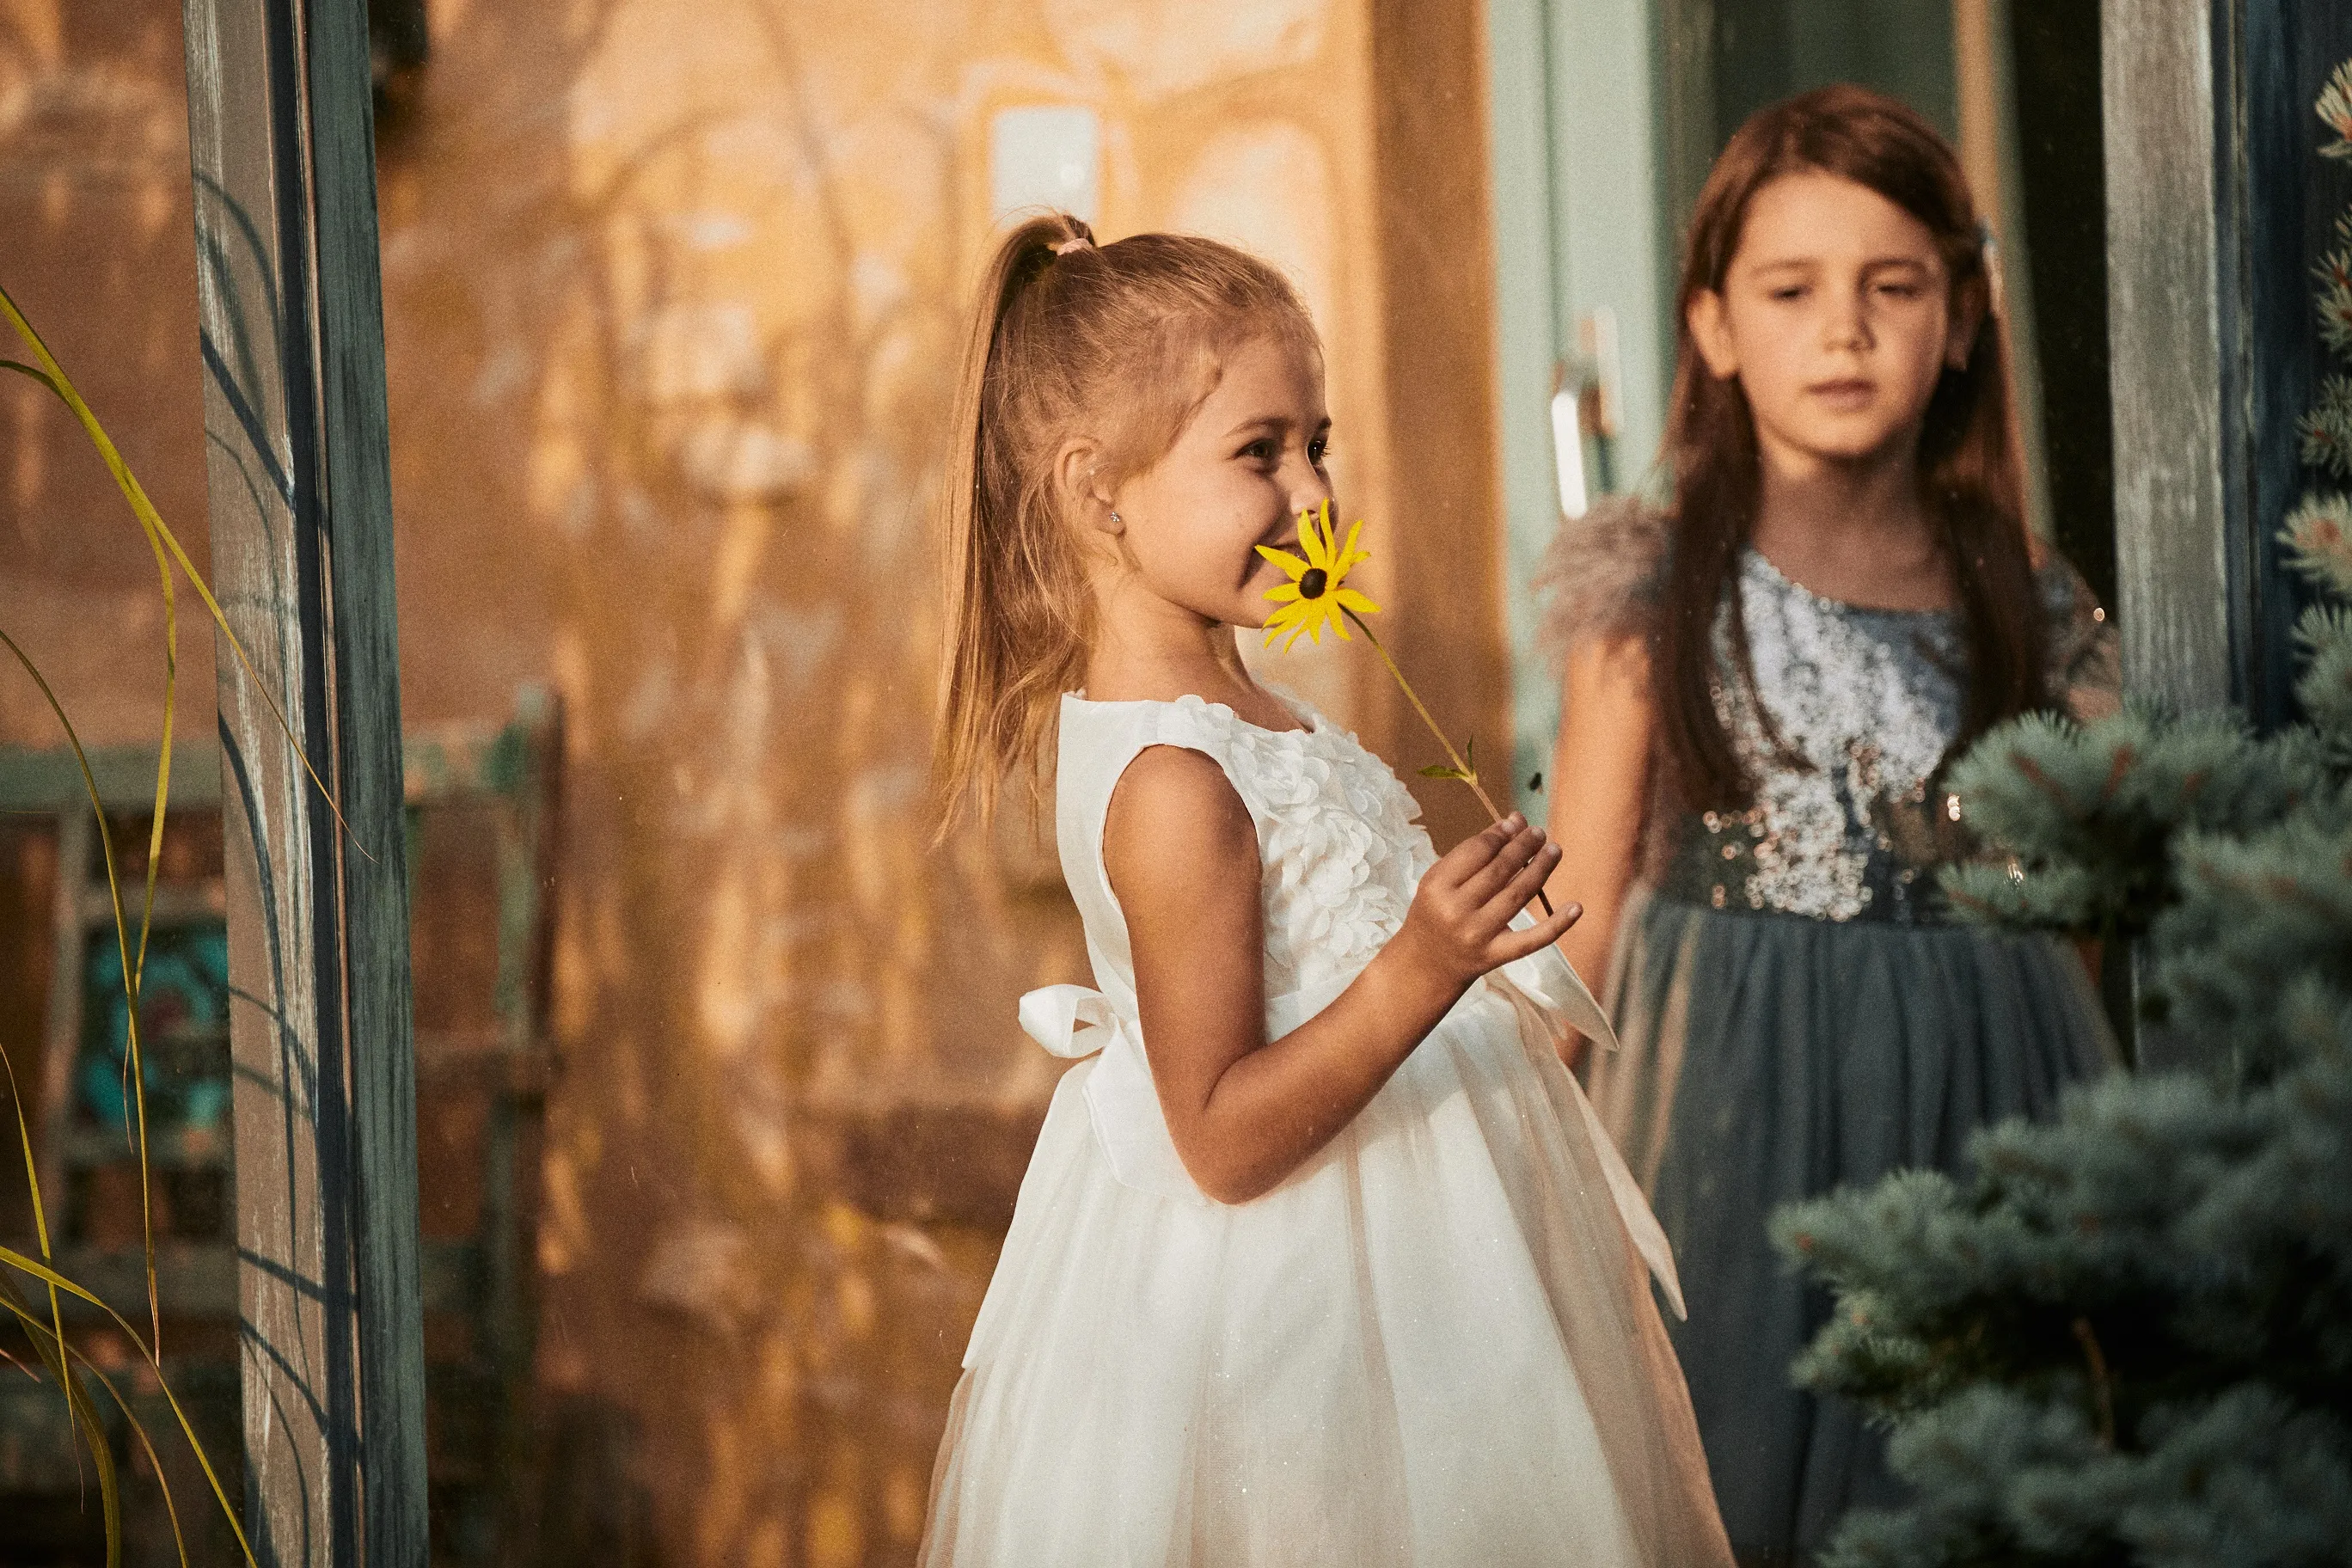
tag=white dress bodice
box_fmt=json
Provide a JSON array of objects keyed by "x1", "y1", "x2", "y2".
[{"x1": 1056, "y1": 691, "x2": 1436, "y2": 1020}]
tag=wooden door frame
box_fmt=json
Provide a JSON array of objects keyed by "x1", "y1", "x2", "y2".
[
  {"x1": 178, "y1": 0, "x2": 428, "y2": 1559},
  {"x1": 2103, "y1": 0, "x2": 2352, "y2": 723}
]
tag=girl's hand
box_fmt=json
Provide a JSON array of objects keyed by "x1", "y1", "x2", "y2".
[{"x1": 1389, "y1": 813, "x2": 1583, "y2": 995}]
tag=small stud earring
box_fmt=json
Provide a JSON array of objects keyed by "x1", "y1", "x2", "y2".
[{"x1": 1110, "y1": 511, "x2": 1123, "y2": 525}]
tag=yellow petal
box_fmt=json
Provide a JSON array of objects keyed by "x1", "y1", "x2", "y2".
[
  {"x1": 1256, "y1": 545, "x2": 1309, "y2": 577},
  {"x1": 1335, "y1": 587, "x2": 1381, "y2": 616},
  {"x1": 1339, "y1": 518, "x2": 1364, "y2": 567},
  {"x1": 1265, "y1": 583, "x2": 1302, "y2": 603},
  {"x1": 1297, "y1": 512, "x2": 1331, "y2": 571}
]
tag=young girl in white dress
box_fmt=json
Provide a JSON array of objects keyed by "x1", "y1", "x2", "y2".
[{"x1": 919, "y1": 212, "x2": 1734, "y2": 1568}]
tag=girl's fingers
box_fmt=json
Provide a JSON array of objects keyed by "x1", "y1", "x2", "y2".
[
  {"x1": 1481, "y1": 838, "x2": 1562, "y2": 922},
  {"x1": 1494, "y1": 899, "x2": 1583, "y2": 964},
  {"x1": 1435, "y1": 812, "x2": 1524, "y2": 889},
  {"x1": 1459, "y1": 821, "x2": 1547, "y2": 905}
]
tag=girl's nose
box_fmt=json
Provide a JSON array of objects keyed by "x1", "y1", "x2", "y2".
[
  {"x1": 1824, "y1": 286, "x2": 1874, "y2": 352},
  {"x1": 1289, "y1": 469, "x2": 1335, "y2": 517}
]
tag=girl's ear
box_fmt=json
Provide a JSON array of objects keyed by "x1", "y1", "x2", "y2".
[
  {"x1": 1687, "y1": 290, "x2": 1739, "y2": 380},
  {"x1": 1054, "y1": 437, "x2": 1122, "y2": 536}
]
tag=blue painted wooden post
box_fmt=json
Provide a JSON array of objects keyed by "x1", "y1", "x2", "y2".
[
  {"x1": 179, "y1": 0, "x2": 429, "y2": 1561},
  {"x1": 2103, "y1": 0, "x2": 2352, "y2": 1068}
]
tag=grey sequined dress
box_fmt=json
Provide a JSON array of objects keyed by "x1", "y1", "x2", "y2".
[{"x1": 1544, "y1": 505, "x2": 2120, "y2": 1567}]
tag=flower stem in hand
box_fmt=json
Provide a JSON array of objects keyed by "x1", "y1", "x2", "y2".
[{"x1": 1344, "y1": 607, "x2": 1553, "y2": 917}]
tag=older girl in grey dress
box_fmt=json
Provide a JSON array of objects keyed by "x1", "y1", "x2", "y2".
[{"x1": 1539, "y1": 89, "x2": 2118, "y2": 1565}]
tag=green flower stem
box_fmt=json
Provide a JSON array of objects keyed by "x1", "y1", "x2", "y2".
[{"x1": 1344, "y1": 607, "x2": 1555, "y2": 918}]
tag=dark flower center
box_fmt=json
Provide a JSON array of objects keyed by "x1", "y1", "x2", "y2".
[{"x1": 1298, "y1": 567, "x2": 1328, "y2": 599}]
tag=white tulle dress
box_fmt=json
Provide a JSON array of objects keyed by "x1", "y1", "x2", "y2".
[{"x1": 920, "y1": 693, "x2": 1733, "y2": 1568}]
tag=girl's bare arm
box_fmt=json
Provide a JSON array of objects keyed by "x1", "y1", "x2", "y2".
[
  {"x1": 1543, "y1": 634, "x2": 1654, "y2": 1052},
  {"x1": 1106, "y1": 745, "x2": 1580, "y2": 1204}
]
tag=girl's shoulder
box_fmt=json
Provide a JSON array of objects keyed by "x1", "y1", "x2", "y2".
[{"x1": 1534, "y1": 493, "x2": 1672, "y2": 665}]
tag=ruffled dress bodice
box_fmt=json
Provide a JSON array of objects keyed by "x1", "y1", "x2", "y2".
[{"x1": 1057, "y1": 692, "x2": 1435, "y2": 1026}]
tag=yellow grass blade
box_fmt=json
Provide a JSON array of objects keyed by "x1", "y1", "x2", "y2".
[
  {"x1": 0, "y1": 1249, "x2": 259, "y2": 1568},
  {"x1": 1, "y1": 1043, "x2": 70, "y2": 1434},
  {"x1": 0, "y1": 284, "x2": 355, "y2": 850},
  {"x1": 0, "y1": 1271, "x2": 121, "y2": 1567},
  {"x1": 0, "y1": 629, "x2": 165, "y2": 1351},
  {"x1": 62, "y1": 1337, "x2": 193, "y2": 1568}
]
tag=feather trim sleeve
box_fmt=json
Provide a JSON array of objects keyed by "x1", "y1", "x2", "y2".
[
  {"x1": 1533, "y1": 494, "x2": 1672, "y2": 672},
  {"x1": 2037, "y1": 553, "x2": 2122, "y2": 725}
]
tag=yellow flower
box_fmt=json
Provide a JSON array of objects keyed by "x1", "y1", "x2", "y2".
[{"x1": 1256, "y1": 501, "x2": 1379, "y2": 651}]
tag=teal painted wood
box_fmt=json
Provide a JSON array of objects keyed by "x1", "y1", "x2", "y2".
[
  {"x1": 2230, "y1": 0, "x2": 2352, "y2": 729},
  {"x1": 178, "y1": 0, "x2": 427, "y2": 1559},
  {"x1": 1484, "y1": 0, "x2": 1570, "y2": 812},
  {"x1": 0, "y1": 743, "x2": 224, "y2": 810},
  {"x1": 1482, "y1": 0, "x2": 1674, "y2": 812},
  {"x1": 304, "y1": 0, "x2": 432, "y2": 1561}
]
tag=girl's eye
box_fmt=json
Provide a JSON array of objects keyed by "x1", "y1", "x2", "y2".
[
  {"x1": 1308, "y1": 437, "x2": 1328, "y2": 466},
  {"x1": 1770, "y1": 285, "x2": 1807, "y2": 302},
  {"x1": 1239, "y1": 438, "x2": 1277, "y2": 462}
]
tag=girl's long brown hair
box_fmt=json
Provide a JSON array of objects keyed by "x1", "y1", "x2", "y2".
[
  {"x1": 1656, "y1": 84, "x2": 2045, "y2": 811},
  {"x1": 932, "y1": 213, "x2": 1316, "y2": 833}
]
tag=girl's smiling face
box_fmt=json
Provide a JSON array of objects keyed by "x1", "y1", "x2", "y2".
[
  {"x1": 1688, "y1": 169, "x2": 1976, "y2": 472},
  {"x1": 1095, "y1": 333, "x2": 1335, "y2": 632}
]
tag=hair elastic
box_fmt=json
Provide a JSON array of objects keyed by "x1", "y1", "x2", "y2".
[{"x1": 1053, "y1": 236, "x2": 1093, "y2": 256}]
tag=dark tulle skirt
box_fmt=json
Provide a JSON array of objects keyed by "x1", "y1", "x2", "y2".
[{"x1": 1584, "y1": 889, "x2": 2117, "y2": 1566}]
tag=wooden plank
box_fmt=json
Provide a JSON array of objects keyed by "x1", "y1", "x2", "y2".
[
  {"x1": 2229, "y1": 0, "x2": 2352, "y2": 727},
  {"x1": 0, "y1": 743, "x2": 224, "y2": 812},
  {"x1": 32, "y1": 808, "x2": 90, "y2": 1271},
  {"x1": 72, "y1": 880, "x2": 228, "y2": 930},
  {"x1": 48, "y1": 1240, "x2": 478, "y2": 1323},
  {"x1": 1366, "y1": 0, "x2": 1516, "y2": 849},
  {"x1": 305, "y1": 0, "x2": 432, "y2": 1558},
  {"x1": 179, "y1": 0, "x2": 427, "y2": 1560},
  {"x1": 181, "y1": 0, "x2": 353, "y2": 1542},
  {"x1": 2103, "y1": 0, "x2": 2237, "y2": 714}
]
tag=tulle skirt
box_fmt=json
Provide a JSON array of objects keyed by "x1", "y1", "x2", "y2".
[
  {"x1": 921, "y1": 980, "x2": 1732, "y2": 1568},
  {"x1": 1587, "y1": 890, "x2": 2117, "y2": 1564}
]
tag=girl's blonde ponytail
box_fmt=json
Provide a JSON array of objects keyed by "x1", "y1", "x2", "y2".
[
  {"x1": 933, "y1": 213, "x2": 1097, "y2": 837},
  {"x1": 930, "y1": 212, "x2": 1318, "y2": 837}
]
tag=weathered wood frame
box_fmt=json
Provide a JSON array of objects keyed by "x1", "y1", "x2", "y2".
[
  {"x1": 2104, "y1": 0, "x2": 2351, "y2": 1069},
  {"x1": 2104, "y1": 0, "x2": 2352, "y2": 720},
  {"x1": 178, "y1": 0, "x2": 428, "y2": 1561}
]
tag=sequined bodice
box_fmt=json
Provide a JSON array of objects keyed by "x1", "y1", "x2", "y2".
[{"x1": 1651, "y1": 550, "x2": 1980, "y2": 924}]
